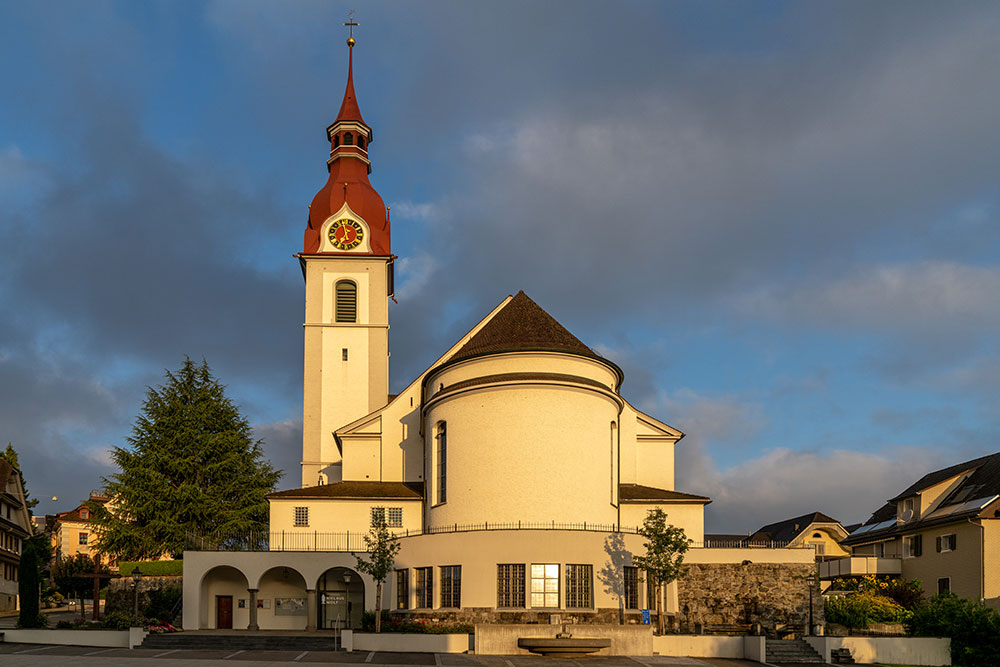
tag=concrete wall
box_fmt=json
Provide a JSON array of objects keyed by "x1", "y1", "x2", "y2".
[
  {"x1": 474, "y1": 623, "x2": 651, "y2": 656},
  {"x1": 1, "y1": 629, "x2": 137, "y2": 648},
  {"x1": 805, "y1": 636, "x2": 951, "y2": 666},
  {"x1": 343, "y1": 631, "x2": 471, "y2": 653},
  {"x1": 651, "y1": 635, "x2": 743, "y2": 657}
]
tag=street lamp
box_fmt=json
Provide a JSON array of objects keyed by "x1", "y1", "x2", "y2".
[
  {"x1": 806, "y1": 573, "x2": 818, "y2": 635},
  {"x1": 132, "y1": 567, "x2": 143, "y2": 621}
]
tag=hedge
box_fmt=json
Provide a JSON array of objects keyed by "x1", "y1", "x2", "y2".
[{"x1": 118, "y1": 560, "x2": 184, "y2": 577}]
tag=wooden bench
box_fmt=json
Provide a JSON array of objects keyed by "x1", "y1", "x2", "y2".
[{"x1": 703, "y1": 623, "x2": 754, "y2": 635}]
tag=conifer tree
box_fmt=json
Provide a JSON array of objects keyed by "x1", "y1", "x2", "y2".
[
  {"x1": 17, "y1": 538, "x2": 43, "y2": 627},
  {"x1": 90, "y1": 357, "x2": 281, "y2": 560}
]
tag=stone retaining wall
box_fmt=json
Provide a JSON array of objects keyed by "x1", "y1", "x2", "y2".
[
  {"x1": 675, "y1": 562, "x2": 821, "y2": 634},
  {"x1": 105, "y1": 575, "x2": 183, "y2": 620}
]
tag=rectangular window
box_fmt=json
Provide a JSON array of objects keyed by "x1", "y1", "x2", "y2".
[
  {"x1": 440, "y1": 565, "x2": 462, "y2": 608},
  {"x1": 903, "y1": 534, "x2": 922, "y2": 558},
  {"x1": 294, "y1": 506, "x2": 309, "y2": 527},
  {"x1": 936, "y1": 534, "x2": 957, "y2": 552},
  {"x1": 415, "y1": 567, "x2": 433, "y2": 608},
  {"x1": 387, "y1": 507, "x2": 403, "y2": 527},
  {"x1": 873, "y1": 542, "x2": 885, "y2": 558},
  {"x1": 623, "y1": 566, "x2": 639, "y2": 610},
  {"x1": 565, "y1": 564, "x2": 593, "y2": 608},
  {"x1": 938, "y1": 577, "x2": 950, "y2": 594},
  {"x1": 342, "y1": 348, "x2": 349, "y2": 361},
  {"x1": 395, "y1": 569, "x2": 409, "y2": 610},
  {"x1": 79, "y1": 532, "x2": 89, "y2": 545},
  {"x1": 436, "y1": 423, "x2": 447, "y2": 504},
  {"x1": 497, "y1": 564, "x2": 526, "y2": 608},
  {"x1": 530, "y1": 563, "x2": 559, "y2": 608}
]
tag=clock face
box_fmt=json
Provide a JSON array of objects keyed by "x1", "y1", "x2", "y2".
[{"x1": 328, "y1": 218, "x2": 365, "y2": 251}]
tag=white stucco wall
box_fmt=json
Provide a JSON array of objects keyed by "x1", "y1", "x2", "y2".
[{"x1": 269, "y1": 497, "x2": 422, "y2": 537}]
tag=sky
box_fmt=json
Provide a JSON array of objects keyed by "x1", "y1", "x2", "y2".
[{"x1": 2, "y1": 1, "x2": 999, "y2": 534}]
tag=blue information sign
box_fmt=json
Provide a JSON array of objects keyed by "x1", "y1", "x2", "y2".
[{"x1": 641, "y1": 609, "x2": 651, "y2": 625}]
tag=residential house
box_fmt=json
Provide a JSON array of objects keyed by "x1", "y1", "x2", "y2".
[
  {"x1": 826, "y1": 452, "x2": 1000, "y2": 609},
  {"x1": 0, "y1": 458, "x2": 33, "y2": 612}
]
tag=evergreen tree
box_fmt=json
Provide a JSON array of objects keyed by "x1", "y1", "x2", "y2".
[
  {"x1": 90, "y1": 358, "x2": 281, "y2": 560},
  {"x1": 17, "y1": 538, "x2": 43, "y2": 627},
  {"x1": 632, "y1": 509, "x2": 692, "y2": 635},
  {"x1": 1, "y1": 443, "x2": 38, "y2": 512},
  {"x1": 354, "y1": 515, "x2": 401, "y2": 633}
]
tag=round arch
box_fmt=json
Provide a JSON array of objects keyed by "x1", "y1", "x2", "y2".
[
  {"x1": 199, "y1": 565, "x2": 250, "y2": 630},
  {"x1": 255, "y1": 566, "x2": 309, "y2": 630},
  {"x1": 316, "y1": 566, "x2": 365, "y2": 630}
]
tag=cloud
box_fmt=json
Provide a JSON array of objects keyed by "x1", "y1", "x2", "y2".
[{"x1": 693, "y1": 446, "x2": 952, "y2": 533}]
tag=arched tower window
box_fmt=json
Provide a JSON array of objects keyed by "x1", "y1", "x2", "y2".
[
  {"x1": 343, "y1": 132, "x2": 353, "y2": 146},
  {"x1": 357, "y1": 136, "x2": 365, "y2": 149},
  {"x1": 335, "y1": 281, "x2": 357, "y2": 323},
  {"x1": 333, "y1": 135, "x2": 339, "y2": 148}
]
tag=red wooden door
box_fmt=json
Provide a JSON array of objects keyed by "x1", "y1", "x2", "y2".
[{"x1": 216, "y1": 596, "x2": 233, "y2": 629}]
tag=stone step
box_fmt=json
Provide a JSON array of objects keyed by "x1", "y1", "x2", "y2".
[{"x1": 765, "y1": 638, "x2": 825, "y2": 664}]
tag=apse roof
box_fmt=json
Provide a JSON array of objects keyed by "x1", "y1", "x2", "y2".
[
  {"x1": 450, "y1": 291, "x2": 597, "y2": 363},
  {"x1": 618, "y1": 483, "x2": 711, "y2": 503}
]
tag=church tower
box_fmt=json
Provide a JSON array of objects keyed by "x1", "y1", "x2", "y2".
[{"x1": 298, "y1": 34, "x2": 392, "y2": 487}]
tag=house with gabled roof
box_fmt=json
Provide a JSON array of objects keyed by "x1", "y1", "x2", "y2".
[
  {"x1": 0, "y1": 458, "x2": 33, "y2": 612},
  {"x1": 825, "y1": 452, "x2": 1000, "y2": 609}
]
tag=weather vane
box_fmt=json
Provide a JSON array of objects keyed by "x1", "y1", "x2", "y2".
[{"x1": 344, "y1": 9, "x2": 359, "y2": 45}]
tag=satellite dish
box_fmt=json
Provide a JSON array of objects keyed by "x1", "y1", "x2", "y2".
[{"x1": 900, "y1": 508, "x2": 914, "y2": 522}]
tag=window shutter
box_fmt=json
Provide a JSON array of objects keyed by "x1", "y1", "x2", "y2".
[
  {"x1": 951, "y1": 534, "x2": 957, "y2": 551},
  {"x1": 336, "y1": 282, "x2": 357, "y2": 322},
  {"x1": 936, "y1": 536, "x2": 942, "y2": 552},
  {"x1": 914, "y1": 534, "x2": 922, "y2": 557}
]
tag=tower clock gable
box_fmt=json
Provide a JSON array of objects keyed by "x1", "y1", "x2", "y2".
[{"x1": 318, "y1": 203, "x2": 372, "y2": 254}]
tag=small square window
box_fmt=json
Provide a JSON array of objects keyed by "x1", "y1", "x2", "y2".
[
  {"x1": 79, "y1": 532, "x2": 89, "y2": 545},
  {"x1": 294, "y1": 506, "x2": 309, "y2": 527},
  {"x1": 342, "y1": 348, "x2": 349, "y2": 361},
  {"x1": 937, "y1": 577, "x2": 950, "y2": 594}
]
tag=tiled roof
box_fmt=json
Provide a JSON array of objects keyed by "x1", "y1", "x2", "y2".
[
  {"x1": 450, "y1": 291, "x2": 596, "y2": 363},
  {"x1": 887, "y1": 452, "x2": 999, "y2": 502},
  {"x1": 619, "y1": 484, "x2": 711, "y2": 503},
  {"x1": 268, "y1": 481, "x2": 424, "y2": 500},
  {"x1": 750, "y1": 511, "x2": 842, "y2": 543}
]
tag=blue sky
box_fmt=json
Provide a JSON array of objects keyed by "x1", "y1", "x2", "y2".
[{"x1": 2, "y1": 1, "x2": 999, "y2": 533}]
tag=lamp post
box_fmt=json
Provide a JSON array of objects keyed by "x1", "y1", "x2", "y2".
[
  {"x1": 806, "y1": 573, "x2": 817, "y2": 635},
  {"x1": 132, "y1": 567, "x2": 143, "y2": 621},
  {"x1": 343, "y1": 572, "x2": 352, "y2": 629}
]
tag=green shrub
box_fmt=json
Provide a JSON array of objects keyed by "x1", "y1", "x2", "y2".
[
  {"x1": 118, "y1": 560, "x2": 183, "y2": 577},
  {"x1": 824, "y1": 592, "x2": 910, "y2": 628},
  {"x1": 102, "y1": 611, "x2": 145, "y2": 630},
  {"x1": 144, "y1": 587, "x2": 182, "y2": 624},
  {"x1": 361, "y1": 610, "x2": 473, "y2": 634},
  {"x1": 907, "y1": 593, "x2": 1000, "y2": 667}
]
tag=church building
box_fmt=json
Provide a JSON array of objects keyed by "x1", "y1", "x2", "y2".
[{"x1": 182, "y1": 36, "x2": 815, "y2": 636}]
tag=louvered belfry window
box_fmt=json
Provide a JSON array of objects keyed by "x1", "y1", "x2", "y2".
[{"x1": 335, "y1": 281, "x2": 357, "y2": 322}]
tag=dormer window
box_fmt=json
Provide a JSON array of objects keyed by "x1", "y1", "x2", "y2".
[
  {"x1": 900, "y1": 497, "x2": 915, "y2": 521},
  {"x1": 80, "y1": 509, "x2": 89, "y2": 520}
]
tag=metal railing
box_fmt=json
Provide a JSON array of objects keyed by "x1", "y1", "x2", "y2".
[{"x1": 186, "y1": 523, "x2": 806, "y2": 553}]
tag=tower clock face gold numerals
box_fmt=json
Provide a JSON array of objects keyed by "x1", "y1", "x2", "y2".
[{"x1": 328, "y1": 218, "x2": 365, "y2": 250}]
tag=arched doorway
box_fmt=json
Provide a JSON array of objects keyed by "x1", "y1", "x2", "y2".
[
  {"x1": 257, "y1": 566, "x2": 308, "y2": 630},
  {"x1": 199, "y1": 565, "x2": 250, "y2": 630},
  {"x1": 317, "y1": 567, "x2": 364, "y2": 630}
]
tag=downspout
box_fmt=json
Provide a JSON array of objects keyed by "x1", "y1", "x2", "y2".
[{"x1": 616, "y1": 401, "x2": 624, "y2": 531}]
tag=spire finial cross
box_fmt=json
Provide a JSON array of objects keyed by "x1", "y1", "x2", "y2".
[{"x1": 344, "y1": 9, "x2": 359, "y2": 39}]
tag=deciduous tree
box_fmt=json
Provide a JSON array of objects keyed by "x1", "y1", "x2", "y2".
[
  {"x1": 90, "y1": 358, "x2": 281, "y2": 559},
  {"x1": 632, "y1": 508, "x2": 691, "y2": 634},
  {"x1": 354, "y1": 515, "x2": 401, "y2": 633}
]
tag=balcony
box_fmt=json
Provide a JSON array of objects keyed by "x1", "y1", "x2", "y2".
[{"x1": 819, "y1": 556, "x2": 902, "y2": 580}]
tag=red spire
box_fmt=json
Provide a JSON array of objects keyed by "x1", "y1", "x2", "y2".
[
  {"x1": 302, "y1": 35, "x2": 390, "y2": 256},
  {"x1": 335, "y1": 41, "x2": 367, "y2": 126}
]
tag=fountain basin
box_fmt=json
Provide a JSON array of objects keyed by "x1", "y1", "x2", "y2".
[{"x1": 517, "y1": 637, "x2": 611, "y2": 657}]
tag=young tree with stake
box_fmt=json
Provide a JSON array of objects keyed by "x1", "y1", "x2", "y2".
[
  {"x1": 633, "y1": 508, "x2": 692, "y2": 635},
  {"x1": 354, "y1": 514, "x2": 401, "y2": 633}
]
